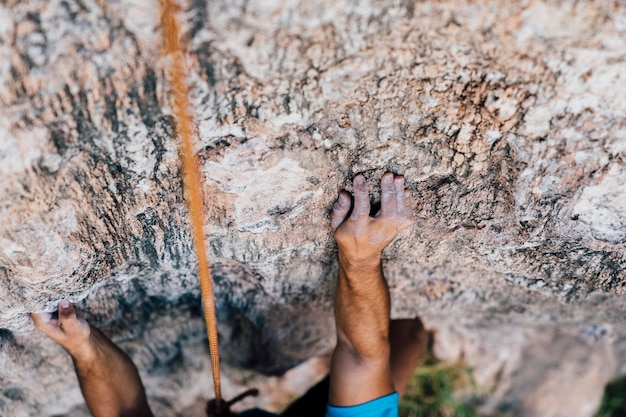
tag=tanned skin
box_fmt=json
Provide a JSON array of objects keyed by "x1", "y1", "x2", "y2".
[
  {"x1": 31, "y1": 171, "x2": 426, "y2": 415},
  {"x1": 389, "y1": 318, "x2": 428, "y2": 395},
  {"x1": 329, "y1": 172, "x2": 417, "y2": 406},
  {"x1": 31, "y1": 301, "x2": 153, "y2": 417}
]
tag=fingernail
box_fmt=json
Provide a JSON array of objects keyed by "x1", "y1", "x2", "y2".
[
  {"x1": 59, "y1": 300, "x2": 70, "y2": 310},
  {"x1": 355, "y1": 176, "x2": 365, "y2": 186},
  {"x1": 40, "y1": 312, "x2": 52, "y2": 323}
]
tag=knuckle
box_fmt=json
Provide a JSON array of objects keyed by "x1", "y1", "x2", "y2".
[{"x1": 334, "y1": 197, "x2": 349, "y2": 209}]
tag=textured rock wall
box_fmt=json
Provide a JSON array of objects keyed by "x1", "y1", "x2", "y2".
[{"x1": 1, "y1": 0, "x2": 625, "y2": 416}]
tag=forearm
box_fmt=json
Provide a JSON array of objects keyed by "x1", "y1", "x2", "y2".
[
  {"x1": 334, "y1": 262, "x2": 391, "y2": 358},
  {"x1": 389, "y1": 318, "x2": 428, "y2": 395},
  {"x1": 72, "y1": 329, "x2": 153, "y2": 417},
  {"x1": 329, "y1": 261, "x2": 394, "y2": 406}
]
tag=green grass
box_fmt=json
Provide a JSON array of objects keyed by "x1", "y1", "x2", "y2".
[
  {"x1": 594, "y1": 375, "x2": 626, "y2": 417},
  {"x1": 400, "y1": 356, "x2": 626, "y2": 417},
  {"x1": 399, "y1": 356, "x2": 484, "y2": 417}
]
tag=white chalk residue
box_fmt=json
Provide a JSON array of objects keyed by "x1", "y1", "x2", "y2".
[
  {"x1": 204, "y1": 146, "x2": 318, "y2": 234},
  {"x1": 573, "y1": 164, "x2": 626, "y2": 244},
  {"x1": 0, "y1": 199, "x2": 85, "y2": 286}
]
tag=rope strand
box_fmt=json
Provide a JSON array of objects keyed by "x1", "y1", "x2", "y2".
[{"x1": 159, "y1": 0, "x2": 222, "y2": 401}]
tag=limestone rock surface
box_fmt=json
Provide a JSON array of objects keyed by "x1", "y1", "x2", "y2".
[{"x1": 1, "y1": 1, "x2": 626, "y2": 416}]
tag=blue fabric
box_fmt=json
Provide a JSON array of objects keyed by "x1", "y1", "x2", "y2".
[
  {"x1": 237, "y1": 392, "x2": 399, "y2": 417},
  {"x1": 326, "y1": 392, "x2": 399, "y2": 417}
]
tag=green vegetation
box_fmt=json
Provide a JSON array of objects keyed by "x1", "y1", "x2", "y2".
[
  {"x1": 594, "y1": 375, "x2": 626, "y2": 417},
  {"x1": 399, "y1": 356, "x2": 484, "y2": 417},
  {"x1": 400, "y1": 356, "x2": 626, "y2": 417}
]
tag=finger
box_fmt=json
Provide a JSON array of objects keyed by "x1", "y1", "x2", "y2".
[
  {"x1": 404, "y1": 190, "x2": 414, "y2": 221},
  {"x1": 30, "y1": 311, "x2": 52, "y2": 329},
  {"x1": 331, "y1": 191, "x2": 352, "y2": 231},
  {"x1": 394, "y1": 176, "x2": 405, "y2": 217},
  {"x1": 31, "y1": 312, "x2": 64, "y2": 340},
  {"x1": 58, "y1": 300, "x2": 83, "y2": 335},
  {"x1": 380, "y1": 173, "x2": 397, "y2": 217},
  {"x1": 350, "y1": 175, "x2": 370, "y2": 221}
]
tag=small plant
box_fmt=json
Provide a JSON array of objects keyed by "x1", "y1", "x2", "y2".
[
  {"x1": 401, "y1": 358, "x2": 626, "y2": 417},
  {"x1": 594, "y1": 375, "x2": 626, "y2": 417},
  {"x1": 400, "y1": 356, "x2": 483, "y2": 417}
]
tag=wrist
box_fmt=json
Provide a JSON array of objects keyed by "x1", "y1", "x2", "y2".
[
  {"x1": 68, "y1": 344, "x2": 96, "y2": 365},
  {"x1": 338, "y1": 252, "x2": 382, "y2": 275},
  {"x1": 67, "y1": 332, "x2": 99, "y2": 365}
]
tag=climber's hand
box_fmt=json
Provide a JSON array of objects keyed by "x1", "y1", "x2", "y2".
[
  {"x1": 31, "y1": 300, "x2": 94, "y2": 361},
  {"x1": 33, "y1": 301, "x2": 154, "y2": 416},
  {"x1": 331, "y1": 172, "x2": 413, "y2": 271}
]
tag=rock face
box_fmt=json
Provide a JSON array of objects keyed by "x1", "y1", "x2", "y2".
[{"x1": 1, "y1": 0, "x2": 625, "y2": 416}]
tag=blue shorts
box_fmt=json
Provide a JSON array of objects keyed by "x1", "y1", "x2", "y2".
[
  {"x1": 326, "y1": 392, "x2": 399, "y2": 417},
  {"x1": 238, "y1": 392, "x2": 399, "y2": 417}
]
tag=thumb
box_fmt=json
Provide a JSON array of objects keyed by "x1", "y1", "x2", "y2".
[
  {"x1": 58, "y1": 300, "x2": 76, "y2": 321},
  {"x1": 58, "y1": 300, "x2": 90, "y2": 337}
]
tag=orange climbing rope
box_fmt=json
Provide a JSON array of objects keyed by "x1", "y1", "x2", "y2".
[{"x1": 159, "y1": 0, "x2": 222, "y2": 402}]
